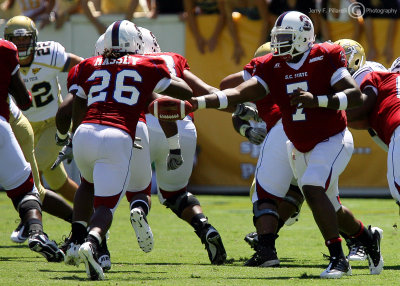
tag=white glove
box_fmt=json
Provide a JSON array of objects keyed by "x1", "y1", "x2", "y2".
[
  {"x1": 240, "y1": 124, "x2": 267, "y2": 145},
  {"x1": 167, "y1": 149, "x2": 184, "y2": 170},
  {"x1": 234, "y1": 103, "x2": 262, "y2": 122},
  {"x1": 51, "y1": 140, "x2": 73, "y2": 170}
]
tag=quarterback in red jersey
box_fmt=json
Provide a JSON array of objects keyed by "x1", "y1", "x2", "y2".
[
  {"x1": 0, "y1": 39, "x2": 64, "y2": 262},
  {"x1": 191, "y1": 11, "x2": 383, "y2": 278},
  {"x1": 69, "y1": 20, "x2": 193, "y2": 280},
  {"x1": 349, "y1": 71, "x2": 400, "y2": 211}
]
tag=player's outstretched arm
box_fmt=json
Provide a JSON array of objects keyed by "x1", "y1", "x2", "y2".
[
  {"x1": 9, "y1": 70, "x2": 32, "y2": 111},
  {"x1": 190, "y1": 77, "x2": 265, "y2": 110},
  {"x1": 161, "y1": 75, "x2": 193, "y2": 101}
]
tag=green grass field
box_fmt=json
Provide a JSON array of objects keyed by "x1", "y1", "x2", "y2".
[{"x1": 0, "y1": 193, "x2": 399, "y2": 285}]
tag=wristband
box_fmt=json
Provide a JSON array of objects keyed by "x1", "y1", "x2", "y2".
[
  {"x1": 336, "y1": 92, "x2": 348, "y2": 110},
  {"x1": 56, "y1": 130, "x2": 69, "y2": 140},
  {"x1": 239, "y1": 124, "x2": 251, "y2": 137},
  {"x1": 167, "y1": 134, "x2": 180, "y2": 150},
  {"x1": 196, "y1": 96, "x2": 206, "y2": 110},
  {"x1": 317, "y1": 95, "x2": 328, "y2": 108},
  {"x1": 215, "y1": 90, "x2": 228, "y2": 109}
]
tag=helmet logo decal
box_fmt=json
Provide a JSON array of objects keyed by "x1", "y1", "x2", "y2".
[{"x1": 299, "y1": 15, "x2": 312, "y2": 32}]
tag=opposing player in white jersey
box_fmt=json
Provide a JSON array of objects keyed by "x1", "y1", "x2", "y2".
[
  {"x1": 4, "y1": 16, "x2": 82, "y2": 206},
  {"x1": 8, "y1": 99, "x2": 73, "y2": 244},
  {"x1": 129, "y1": 26, "x2": 227, "y2": 265}
]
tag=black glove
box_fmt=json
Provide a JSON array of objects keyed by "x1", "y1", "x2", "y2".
[
  {"x1": 55, "y1": 132, "x2": 70, "y2": 146},
  {"x1": 167, "y1": 149, "x2": 184, "y2": 171},
  {"x1": 234, "y1": 103, "x2": 262, "y2": 122},
  {"x1": 244, "y1": 127, "x2": 268, "y2": 145}
]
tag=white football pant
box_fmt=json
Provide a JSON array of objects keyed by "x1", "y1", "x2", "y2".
[
  {"x1": 73, "y1": 123, "x2": 133, "y2": 213},
  {"x1": 287, "y1": 128, "x2": 354, "y2": 211}
]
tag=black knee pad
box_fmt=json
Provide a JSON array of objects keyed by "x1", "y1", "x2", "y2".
[
  {"x1": 18, "y1": 198, "x2": 42, "y2": 220},
  {"x1": 284, "y1": 185, "x2": 304, "y2": 213},
  {"x1": 163, "y1": 192, "x2": 200, "y2": 218},
  {"x1": 253, "y1": 199, "x2": 279, "y2": 225}
]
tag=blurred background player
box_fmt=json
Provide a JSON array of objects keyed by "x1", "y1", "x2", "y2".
[
  {"x1": 0, "y1": 37, "x2": 64, "y2": 263},
  {"x1": 3, "y1": 16, "x2": 82, "y2": 205}
]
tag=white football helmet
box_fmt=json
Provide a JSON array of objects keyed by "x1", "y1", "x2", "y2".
[
  {"x1": 139, "y1": 27, "x2": 161, "y2": 54},
  {"x1": 94, "y1": 33, "x2": 105, "y2": 56},
  {"x1": 270, "y1": 11, "x2": 315, "y2": 59},
  {"x1": 390, "y1": 57, "x2": 400, "y2": 73},
  {"x1": 103, "y1": 20, "x2": 144, "y2": 54}
]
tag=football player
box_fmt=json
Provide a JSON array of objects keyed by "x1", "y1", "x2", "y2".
[
  {"x1": 224, "y1": 39, "x2": 382, "y2": 275},
  {"x1": 0, "y1": 38, "x2": 64, "y2": 262},
  {"x1": 135, "y1": 26, "x2": 227, "y2": 265},
  {"x1": 8, "y1": 99, "x2": 73, "y2": 244},
  {"x1": 69, "y1": 20, "x2": 193, "y2": 280},
  {"x1": 189, "y1": 11, "x2": 383, "y2": 278},
  {"x1": 4, "y1": 15, "x2": 82, "y2": 203},
  {"x1": 335, "y1": 39, "x2": 387, "y2": 262}
]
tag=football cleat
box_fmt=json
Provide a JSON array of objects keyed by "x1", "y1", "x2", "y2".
[
  {"x1": 130, "y1": 208, "x2": 154, "y2": 253},
  {"x1": 320, "y1": 256, "x2": 352, "y2": 279},
  {"x1": 10, "y1": 220, "x2": 29, "y2": 243},
  {"x1": 98, "y1": 238, "x2": 111, "y2": 271},
  {"x1": 346, "y1": 239, "x2": 366, "y2": 261},
  {"x1": 244, "y1": 232, "x2": 258, "y2": 250},
  {"x1": 28, "y1": 231, "x2": 65, "y2": 262},
  {"x1": 199, "y1": 226, "x2": 227, "y2": 265},
  {"x1": 64, "y1": 242, "x2": 81, "y2": 266},
  {"x1": 244, "y1": 244, "x2": 280, "y2": 267},
  {"x1": 365, "y1": 226, "x2": 384, "y2": 275},
  {"x1": 79, "y1": 241, "x2": 104, "y2": 280}
]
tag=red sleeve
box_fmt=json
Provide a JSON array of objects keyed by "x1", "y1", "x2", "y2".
[
  {"x1": 243, "y1": 58, "x2": 257, "y2": 75},
  {"x1": 67, "y1": 64, "x2": 79, "y2": 93},
  {"x1": 360, "y1": 72, "x2": 377, "y2": 91},
  {"x1": 147, "y1": 57, "x2": 171, "y2": 80},
  {"x1": 173, "y1": 53, "x2": 190, "y2": 71},
  {"x1": 1, "y1": 40, "x2": 19, "y2": 75},
  {"x1": 325, "y1": 43, "x2": 348, "y2": 72}
]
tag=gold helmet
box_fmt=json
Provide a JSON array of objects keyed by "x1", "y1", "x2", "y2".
[
  {"x1": 334, "y1": 39, "x2": 365, "y2": 75},
  {"x1": 254, "y1": 42, "x2": 271, "y2": 58},
  {"x1": 4, "y1": 16, "x2": 38, "y2": 61}
]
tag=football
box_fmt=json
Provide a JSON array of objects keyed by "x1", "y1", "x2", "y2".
[{"x1": 148, "y1": 96, "x2": 193, "y2": 121}]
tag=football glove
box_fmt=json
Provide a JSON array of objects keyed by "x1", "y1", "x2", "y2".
[
  {"x1": 51, "y1": 139, "x2": 73, "y2": 170},
  {"x1": 234, "y1": 103, "x2": 262, "y2": 122},
  {"x1": 167, "y1": 149, "x2": 184, "y2": 171},
  {"x1": 240, "y1": 124, "x2": 268, "y2": 145},
  {"x1": 55, "y1": 131, "x2": 71, "y2": 146}
]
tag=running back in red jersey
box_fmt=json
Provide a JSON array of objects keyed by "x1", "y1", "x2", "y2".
[{"x1": 148, "y1": 96, "x2": 192, "y2": 121}]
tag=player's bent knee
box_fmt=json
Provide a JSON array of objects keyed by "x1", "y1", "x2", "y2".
[
  {"x1": 253, "y1": 199, "x2": 279, "y2": 224},
  {"x1": 163, "y1": 192, "x2": 200, "y2": 217}
]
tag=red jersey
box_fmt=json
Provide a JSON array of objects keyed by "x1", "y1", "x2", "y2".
[
  {"x1": 147, "y1": 52, "x2": 194, "y2": 120},
  {"x1": 253, "y1": 42, "x2": 348, "y2": 152},
  {"x1": 360, "y1": 71, "x2": 400, "y2": 145},
  {"x1": 74, "y1": 54, "x2": 171, "y2": 139},
  {"x1": 244, "y1": 57, "x2": 281, "y2": 131},
  {"x1": 0, "y1": 39, "x2": 19, "y2": 121}
]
